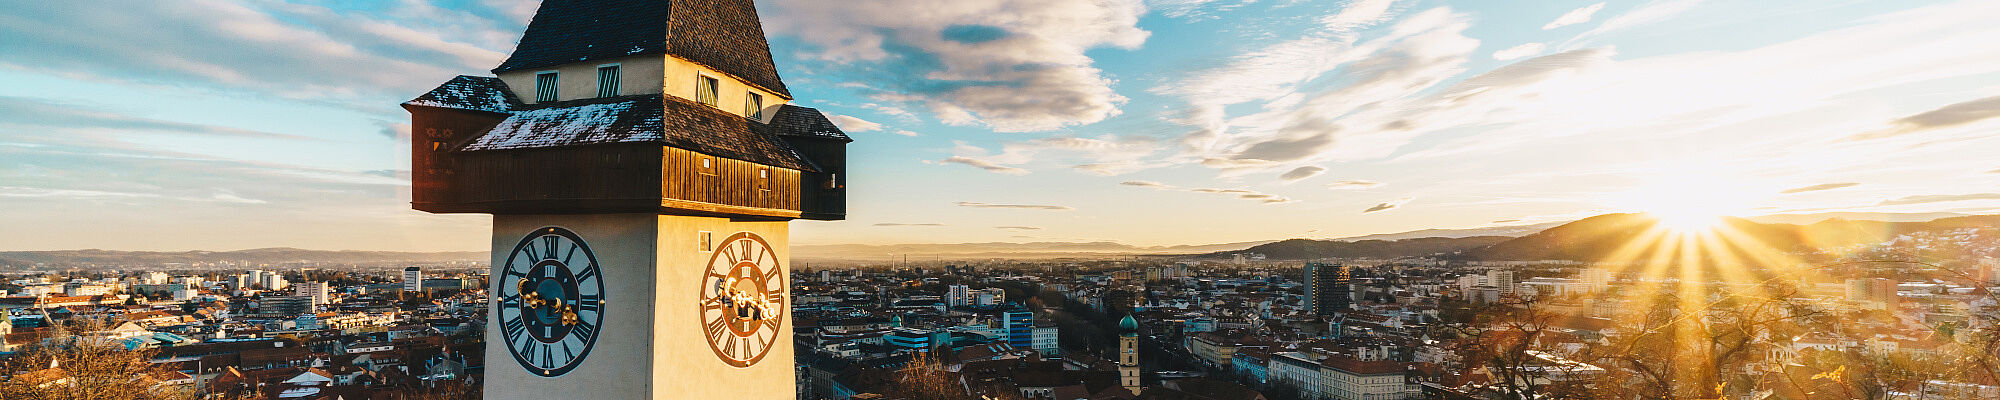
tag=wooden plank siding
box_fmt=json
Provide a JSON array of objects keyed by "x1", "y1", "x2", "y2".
[{"x1": 660, "y1": 147, "x2": 800, "y2": 218}]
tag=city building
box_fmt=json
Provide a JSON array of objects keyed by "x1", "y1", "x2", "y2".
[
  {"x1": 294, "y1": 282, "x2": 331, "y2": 307},
  {"x1": 1305, "y1": 262, "x2": 1351, "y2": 315},
  {"x1": 402, "y1": 267, "x2": 422, "y2": 292},
  {"x1": 946, "y1": 284, "x2": 970, "y2": 308}
]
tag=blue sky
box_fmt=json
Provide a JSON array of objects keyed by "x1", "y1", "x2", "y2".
[{"x1": 2, "y1": 0, "x2": 1998, "y2": 251}]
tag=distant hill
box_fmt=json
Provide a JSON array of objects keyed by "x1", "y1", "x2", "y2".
[
  {"x1": 793, "y1": 240, "x2": 1284, "y2": 260},
  {"x1": 1463, "y1": 213, "x2": 2000, "y2": 261},
  {"x1": 0, "y1": 248, "x2": 487, "y2": 267},
  {"x1": 1746, "y1": 212, "x2": 1970, "y2": 225},
  {"x1": 1204, "y1": 236, "x2": 1515, "y2": 260},
  {"x1": 1331, "y1": 222, "x2": 1565, "y2": 241}
]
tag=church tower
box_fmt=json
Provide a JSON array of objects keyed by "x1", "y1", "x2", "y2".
[
  {"x1": 400, "y1": 1, "x2": 849, "y2": 399},
  {"x1": 1119, "y1": 315, "x2": 1140, "y2": 394}
]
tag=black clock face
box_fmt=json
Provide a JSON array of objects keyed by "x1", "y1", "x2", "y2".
[{"x1": 496, "y1": 227, "x2": 604, "y2": 377}]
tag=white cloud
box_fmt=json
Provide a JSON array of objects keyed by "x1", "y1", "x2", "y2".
[
  {"x1": 1570, "y1": 0, "x2": 1703, "y2": 44},
  {"x1": 1160, "y1": 7, "x2": 1480, "y2": 174},
  {"x1": 1279, "y1": 166, "x2": 1327, "y2": 182},
  {"x1": 1327, "y1": 180, "x2": 1384, "y2": 190},
  {"x1": 1542, "y1": 2, "x2": 1606, "y2": 30},
  {"x1": 827, "y1": 114, "x2": 884, "y2": 132},
  {"x1": 956, "y1": 201, "x2": 1075, "y2": 210},
  {"x1": 1362, "y1": 197, "x2": 1413, "y2": 213},
  {"x1": 1492, "y1": 42, "x2": 1547, "y2": 61},
  {"x1": 763, "y1": 0, "x2": 1149, "y2": 132},
  {"x1": 944, "y1": 135, "x2": 1167, "y2": 176},
  {"x1": 892, "y1": 130, "x2": 921, "y2": 137},
  {"x1": 1150, "y1": 0, "x2": 1260, "y2": 20},
  {"x1": 938, "y1": 156, "x2": 1030, "y2": 175},
  {"x1": 0, "y1": 1, "x2": 513, "y2": 103},
  {"x1": 1323, "y1": 0, "x2": 1403, "y2": 32}
]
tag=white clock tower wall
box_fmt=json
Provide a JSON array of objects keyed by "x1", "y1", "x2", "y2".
[
  {"x1": 651, "y1": 215, "x2": 792, "y2": 399},
  {"x1": 489, "y1": 214, "x2": 662, "y2": 399},
  {"x1": 486, "y1": 213, "x2": 794, "y2": 399}
]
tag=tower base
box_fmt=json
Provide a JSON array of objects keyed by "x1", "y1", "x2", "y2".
[{"x1": 483, "y1": 214, "x2": 794, "y2": 399}]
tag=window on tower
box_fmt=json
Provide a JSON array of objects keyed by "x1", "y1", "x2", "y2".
[
  {"x1": 757, "y1": 167, "x2": 771, "y2": 191},
  {"x1": 535, "y1": 71, "x2": 558, "y2": 102},
  {"x1": 745, "y1": 92, "x2": 763, "y2": 119},
  {"x1": 696, "y1": 75, "x2": 719, "y2": 107},
  {"x1": 596, "y1": 65, "x2": 621, "y2": 98}
]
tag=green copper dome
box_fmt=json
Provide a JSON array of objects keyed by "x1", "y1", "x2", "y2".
[{"x1": 1119, "y1": 315, "x2": 1138, "y2": 333}]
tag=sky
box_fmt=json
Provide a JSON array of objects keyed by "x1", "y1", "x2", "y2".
[{"x1": 2, "y1": 0, "x2": 1999, "y2": 252}]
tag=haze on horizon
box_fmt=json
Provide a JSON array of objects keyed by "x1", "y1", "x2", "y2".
[{"x1": 1, "y1": 0, "x2": 1998, "y2": 252}]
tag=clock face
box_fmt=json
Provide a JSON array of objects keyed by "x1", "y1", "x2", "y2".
[
  {"x1": 699, "y1": 232, "x2": 785, "y2": 368},
  {"x1": 496, "y1": 227, "x2": 605, "y2": 377}
]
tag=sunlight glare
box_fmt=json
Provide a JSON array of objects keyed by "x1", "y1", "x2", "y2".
[{"x1": 1605, "y1": 166, "x2": 1768, "y2": 234}]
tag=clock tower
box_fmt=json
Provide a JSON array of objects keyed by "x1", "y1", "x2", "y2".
[{"x1": 400, "y1": 1, "x2": 849, "y2": 399}]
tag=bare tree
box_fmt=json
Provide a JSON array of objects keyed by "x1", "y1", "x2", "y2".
[{"x1": 0, "y1": 318, "x2": 196, "y2": 400}]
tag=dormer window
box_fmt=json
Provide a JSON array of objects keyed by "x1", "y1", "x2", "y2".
[
  {"x1": 596, "y1": 65, "x2": 621, "y2": 98},
  {"x1": 535, "y1": 71, "x2": 559, "y2": 102},
  {"x1": 745, "y1": 92, "x2": 764, "y2": 120},
  {"x1": 696, "y1": 75, "x2": 719, "y2": 107}
]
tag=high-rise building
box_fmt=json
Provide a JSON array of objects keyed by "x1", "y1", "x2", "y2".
[
  {"x1": 1119, "y1": 315, "x2": 1141, "y2": 394},
  {"x1": 946, "y1": 284, "x2": 970, "y2": 308},
  {"x1": 294, "y1": 282, "x2": 331, "y2": 307},
  {"x1": 1003, "y1": 310, "x2": 1034, "y2": 349},
  {"x1": 1488, "y1": 269, "x2": 1517, "y2": 297},
  {"x1": 140, "y1": 271, "x2": 169, "y2": 285},
  {"x1": 261, "y1": 296, "x2": 315, "y2": 317},
  {"x1": 1304, "y1": 262, "x2": 1351, "y2": 315},
  {"x1": 974, "y1": 287, "x2": 1006, "y2": 306},
  {"x1": 1579, "y1": 269, "x2": 1611, "y2": 293},
  {"x1": 260, "y1": 272, "x2": 288, "y2": 292},
  {"x1": 402, "y1": 267, "x2": 423, "y2": 292},
  {"x1": 1846, "y1": 278, "x2": 1898, "y2": 304}
]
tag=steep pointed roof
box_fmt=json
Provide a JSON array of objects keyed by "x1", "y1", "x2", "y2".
[{"x1": 493, "y1": 0, "x2": 792, "y2": 98}]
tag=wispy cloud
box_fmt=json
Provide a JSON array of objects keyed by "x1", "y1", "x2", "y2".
[
  {"x1": 1780, "y1": 182, "x2": 1859, "y2": 194},
  {"x1": 875, "y1": 223, "x2": 947, "y2": 227},
  {"x1": 1543, "y1": 3, "x2": 1606, "y2": 30},
  {"x1": 0, "y1": 1, "x2": 513, "y2": 103},
  {"x1": 892, "y1": 130, "x2": 921, "y2": 137},
  {"x1": 938, "y1": 156, "x2": 1030, "y2": 175},
  {"x1": 1844, "y1": 95, "x2": 2000, "y2": 142},
  {"x1": 826, "y1": 114, "x2": 883, "y2": 132},
  {"x1": 1121, "y1": 181, "x2": 1294, "y2": 204},
  {"x1": 1279, "y1": 166, "x2": 1327, "y2": 182},
  {"x1": 1878, "y1": 193, "x2": 2000, "y2": 206},
  {"x1": 995, "y1": 226, "x2": 1042, "y2": 230},
  {"x1": 0, "y1": 186, "x2": 158, "y2": 199},
  {"x1": 1362, "y1": 197, "x2": 1414, "y2": 213},
  {"x1": 956, "y1": 202, "x2": 1075, "y2": 211},
  {"x1": 1327, "y1": 180, "x2": 1384, "y2": 190},
  {"x1": 1570, "y1": 0, "x2": 1704, "y2": 44},
  {"x1": 0, "y1": 97, "x2": 315, "y2": 141},
  {"x1": 1492, "y1": 43, "x2": 1546, "y2": 61},
  {"x1": 944, "y1": 136, "x2": 1164, "y2": 176},
  {"x1": 763, "y1": 0, "x2": 1147, "y2": 132}
]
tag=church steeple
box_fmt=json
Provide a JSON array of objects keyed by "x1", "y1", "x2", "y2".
[{"x1": 1119, "y1": 314, "x2": 1140, "y2": 394}]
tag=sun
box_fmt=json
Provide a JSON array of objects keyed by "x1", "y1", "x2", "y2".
[{"x1": 1604, "y1": 167, "x2": 1767, "y2": 234}]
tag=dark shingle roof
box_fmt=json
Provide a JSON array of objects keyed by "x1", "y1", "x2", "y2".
[
  {"x1": 403, "y1": 76, "x2": 520, "y2": 113},
  {"x1": 458, "y1": 94, "x2": 815, "y2": 172},
  {"x1": 759, "y1": 104, "x2": 853, "y2": 142},
  {"x1": 492, "y1": 0, "x2": 792, "y2": 98}
]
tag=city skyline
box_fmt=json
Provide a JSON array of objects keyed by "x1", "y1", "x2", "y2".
[{"x1": 4, "y1": 0, "x2": 2000, "y2": 252}]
